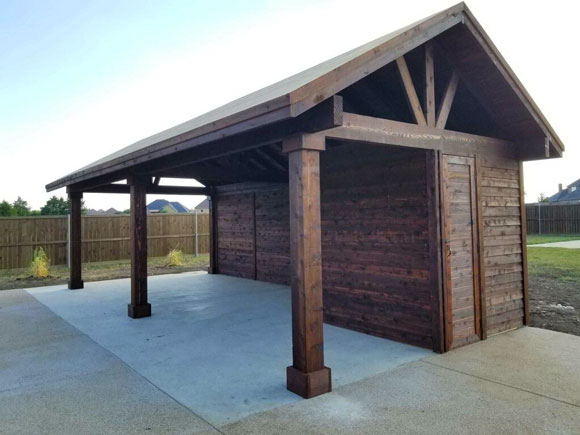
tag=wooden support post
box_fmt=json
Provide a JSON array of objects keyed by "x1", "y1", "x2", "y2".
[
  {"x1": 68, "y1": 192, "x2": 83, "y2": 290},
  {"x1": 519, "y1": 162, "x2": 530, "y2": 325},
  {"x1": 426, "y1": 151, "x2": 444, "y2": 352},
  {"x1": 425, "y1": 42, "x2": 436, "y2": 128},
  {"x1": 208, "y1": 191, "x2": 219, "y2": 274},
  {"x1": 128, "y1": 175, "x2": 151, "y2": 318},
  {"x1": 283, "y1": 133, "x2": 331, "y2": 399}
]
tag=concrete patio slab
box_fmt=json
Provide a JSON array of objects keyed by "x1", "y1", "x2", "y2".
[
  {"x1": 26, "y1": 272, "x2": 431, "y2": 425},
  {"x1": 2, "y1": 275, "x2": 580, "y2": 434},
  {"x1": 424, "y1": 327, "x2": 580, "y2": 407},
  {"x1": 222, "y1": 359, "x2": 580, "y2": 435},
  {"x1": 0, "y1": 290, "x2": 219, "y2": 435}
]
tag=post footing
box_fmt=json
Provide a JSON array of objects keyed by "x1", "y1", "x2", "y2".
[
  {"x1": 68, "y1": 280, "x2": 84, "y2": 290},
  {"x1": 286, "y1": 366, "x2": 331, "y2": 398},
  {"x1": 128, "y1": 303, "x2": 151, "y2": 319}
]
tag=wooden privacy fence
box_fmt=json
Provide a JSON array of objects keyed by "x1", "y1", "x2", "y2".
[
  {"x1": 526, "y1": 203, "x2": 580, "y2": 234},
  {"x1": 0, "y1": 213, "x2": 210, "y2": 270}
]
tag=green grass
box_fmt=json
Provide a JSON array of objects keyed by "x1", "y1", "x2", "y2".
[
  {"x1": 527, "y1": 247, "x2": 580, "y2": 283},
  {"x1": 527, "y1": 234, "x2": 580, "y2": 245}
]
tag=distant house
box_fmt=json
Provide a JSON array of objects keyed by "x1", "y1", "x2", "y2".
[
  {"x1": 146, "y1": 199, "x2": 189, "y2": 213},
  {"x1": 548, "y1": 179, "x2": 580, "y2": 204},
  {"x1": 194, "y1": 198, "x2": 210, "y2": 214},
  {"x1": 86, "y1": 208, "x2": 120, "y2": 216}
]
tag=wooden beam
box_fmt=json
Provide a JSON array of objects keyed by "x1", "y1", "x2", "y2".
[
  {"x1": 436, "y1": 71, "x2": 459, "y2": 129},
  {"x1": 85, "y1": 184, "x2": 210, "y2": 195},
  {"x1": 68, "y1": 192, "x2": 83, "y2": 290},
  {"x1": 425, "y1": 42, "x2": 436, "y2": 127},
  {"x1": 284, "y1": 133, "x2": 331, "y2": 399},
  {"x1": 254, "y1": 148, "x2": 287, "y2": 172},
  {"x1": 519, "y1": 162, "x2": 530, "y2": 325},
  {"x1": 326, "y1": 113, "x2": 518, "y2": 158},
  {"x1": 128, "y1": 175, "x2": 151, "y2": 319},
  {"x1": 396, "y1": 56, "x2": 427, "y2": 126},
  {"x1": 544, "y1": 137, "x2": 550, "y2": 158}
]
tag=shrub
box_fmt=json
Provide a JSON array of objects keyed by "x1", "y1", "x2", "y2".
[
  {"x1": 31, "y1": 247, "x2": 50, "y2": 278},
  {"x1": 165, "y1": 248, "x2": 184, "y2": 267}
]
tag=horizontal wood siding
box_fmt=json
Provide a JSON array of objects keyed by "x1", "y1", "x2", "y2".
[
  {"x1": 215, "y1": 145, "x2": 434, "y2": 348},
  {"x1": 479, "y1": 156, "x2": 525, "y2": 335},
  {"x1": 320, "y1": 145, "x2": 433, "y2": 348},
  {"x1": 256, "y1": 188, "x2": 290, "y2": 285},
  {"x1": 216, "y1": 193, "x2": 256, "y2": 279}
]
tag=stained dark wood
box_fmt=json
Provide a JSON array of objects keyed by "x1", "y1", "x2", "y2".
[
  {"x1": 436, "y1": 70, "x2": 459, "y2": 129},
  {"x1": 327, "y1": 113, "x2": 518, "y2": 158},
  {"x1": 440, "y1": 155, "x2": 481, "y2": 350},
  {"x1": 519, "y1": 162, "x2": 530, "y2": 325},
  {"x1": 425, "y1": 42, "x2": 436, "y2": 127},
  {"x1": 68, "y1": 192, "x2": 83, "y2": 290},
  {"x1": 128, "y1": 175, "x2": 151, "y2": 318},
  {"x1": 84, "y1": 184, "x2": 209, "y2": 195},
  {"x1": 285, "y1": 134, "x2": 330, "y2": 398},
  {"x1": 479, "y1": 155, "x2": 524, "y2": 335},
  {"x1": 396, "y1": 55, "x2": 427, "y2": 126},
  {"x1": 426, "y1": 151, "x2": 444, "y2": 352},
  {"x1": 208, "y1": 190, "x2": 219, "y2": 274}
]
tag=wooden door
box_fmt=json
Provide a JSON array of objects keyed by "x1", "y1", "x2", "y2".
[{"x1": 441, "y1": 155, "x2": 481, "y2": 350}]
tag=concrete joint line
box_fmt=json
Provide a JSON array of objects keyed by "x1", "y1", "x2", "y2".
[{"x1": 422, "y1": 360, "x2": 580, "y2": 410}]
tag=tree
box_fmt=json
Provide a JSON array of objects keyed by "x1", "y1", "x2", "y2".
[
  {"x1": 537, "y1": 193, "x2": 550, "y2": 203},
  {"x1": 0, "y1": 200, "x2": 12, "y2": 216},
  {"x1": 40, "y1": 196, "x2": 69, "y2": 216},
  {"x1": 12, "y1": 197, "x2": 30, "y2": 216}
]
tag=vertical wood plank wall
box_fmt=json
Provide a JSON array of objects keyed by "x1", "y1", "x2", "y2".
[{"x1": 479, "y1": 155, "x2": 525, "y2": 335}]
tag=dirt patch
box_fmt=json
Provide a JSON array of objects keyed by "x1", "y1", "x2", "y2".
[
  {"x1": 0, "y1": 264, "x2": 209, "y2": 291},
  {"x1": 529, "y1": 275, "x2": 580, "y2": 337}
]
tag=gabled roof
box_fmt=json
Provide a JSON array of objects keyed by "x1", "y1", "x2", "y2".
[
  {"x1": 194, "y1": 199, "x2": 209, "y2": 210},
  {"x1": 146, "y1": 199, "x2": 189, "y2": 213},
  {"x1": 549, "y1": 179, "x2": 580, "y2": 203},
  {"x1": 47, "y1": 2, "x2": 564, "y2": 192}
]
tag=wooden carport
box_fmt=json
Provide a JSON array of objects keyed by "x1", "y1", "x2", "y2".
[{"x1": 47, "y1": 2, "x2": 564, "y2": 399}]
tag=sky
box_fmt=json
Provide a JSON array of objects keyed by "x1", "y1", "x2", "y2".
[{"x1": 0, "y1": 0, "x2": 577, "y2": 211}]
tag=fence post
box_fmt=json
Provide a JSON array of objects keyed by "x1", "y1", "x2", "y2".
[
  {"x1": 538, "y1": 202, "x2": 541, "y2": 235},
  {"x1": 194, "y1": 209, "x2": 198, "y2": 257}
]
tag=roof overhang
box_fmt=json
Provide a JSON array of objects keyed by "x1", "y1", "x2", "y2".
[{"x1": 46, "y1": 2, "x2": 564, "y2": 192}]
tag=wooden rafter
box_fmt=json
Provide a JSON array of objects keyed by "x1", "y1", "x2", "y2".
[
  {"x1": 425, "y1": 42, "x2": 436, "y2": 127},
  {"x1": 436, "y1": 70, "x2": 459, "y2": 129},
  {"x1": 396, "y1": 56, "x2": 427, "y2": 126},
  {"x1": 254, "y1": 148, "x2": 287, "y2": 172}
]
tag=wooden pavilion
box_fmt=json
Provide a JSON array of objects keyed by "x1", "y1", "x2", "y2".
[{"x1": 47, "y1": 3, "x2": 564, "y2": 399}]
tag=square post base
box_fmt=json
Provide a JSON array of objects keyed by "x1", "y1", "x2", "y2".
[
  {"x1": 286, "y1": 366, "x2": 331, "y2": 399},
  {"x1": 128, "y1": 303, "x2": 151, "y2": 319},
  {"x1": 68, "y1": 280, "x2": 84, "y2": 290}
]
